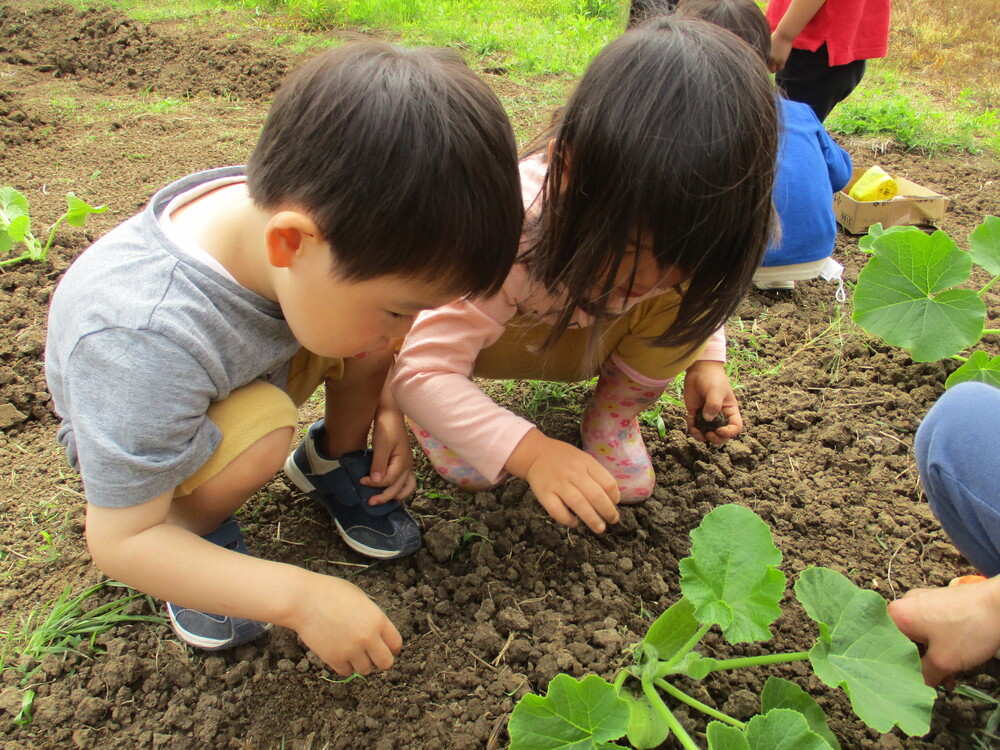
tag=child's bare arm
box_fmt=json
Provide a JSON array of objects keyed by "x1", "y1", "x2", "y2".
[
  {"x1": 86, "y1": 494, "x2": 401, "y2": 675},
  {"x1": 362, "y1": 367, "x2": 417, "y2": 504},
  {"x1": 769, "y1": 0, "x2": 826, "y2": 72},
  {"x1": 505, "y1": 428, "x2": 621, "y2": 533}
]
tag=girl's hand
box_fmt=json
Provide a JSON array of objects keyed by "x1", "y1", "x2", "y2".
[
  {"x1": 684, "y1": 360, "x2": 743, "y2": 444},
  {"x1": 506, "y1": 429, "x2": 621, "y2": 533},
  {"x1": 361, "y1": 405, "x2": 416, "y2": 504},
  {"x1": 888, "y1": 578, "x2": 1000, "y2": 687}
]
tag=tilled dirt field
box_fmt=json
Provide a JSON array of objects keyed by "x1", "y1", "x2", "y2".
[{"x1": 2, "y1": 3, "x2": 1000, "y2": 748}]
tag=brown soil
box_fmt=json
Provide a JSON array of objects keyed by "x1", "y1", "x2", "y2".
[{"x1": 2, "y1": 4, "x2": 1000, "y2": 749}]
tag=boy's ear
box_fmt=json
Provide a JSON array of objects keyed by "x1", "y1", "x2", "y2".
[{"x1": 265, "y1": 211, "x2": 323, "y2": 268}]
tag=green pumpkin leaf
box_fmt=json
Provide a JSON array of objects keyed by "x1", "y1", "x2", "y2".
[
  {"x1": 743, "y1": 709, "x2": 832, "y2": 749},
  {"x1": 795, "y1": 567, "x2": 936, "y2": 736},
  {"x1": 707, "y1": 722, "x2": 751, "y2": 750},
  {"x1": 0, "y1": 186, "x2": 30, "y2": 227},
  {"x1": 679, "y1": 504, "x2": 786, "y2": 643},
  {"x1": 852, "y1": 228, "x2": 985, "y2": 361},
  {"x1": 509, "y1": 674, "x2": 630, "y2": 750},
  {"x1": 641, "y1": 596, "x2": 701, "y2": 662},
  {"x1": 65, "y1": 192, "x2": 108, "y2": 227},
  {"x1": 761, "y1": 677, "x2": 840, "y2": 750},
  {"x1": 969, "y1": 216, "x2": 1000, "y2": 275},
  {"x1": 858, "y1": 223, "x2": 922, "y2": 254},
  {"x1": 946, "y1": 350, "x2": 1000, "y2": 389}
]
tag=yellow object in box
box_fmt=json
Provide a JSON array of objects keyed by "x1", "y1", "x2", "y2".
[{"x1": 848, "y1": 165, "x2": 898, "y2": 202}]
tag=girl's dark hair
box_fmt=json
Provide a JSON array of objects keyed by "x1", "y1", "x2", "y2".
[
  {"x1": 673, "y1": 0, "x2": 772, "y2": 61},
  {"x1": 247, "y1": 42, "x2": 522, "y2": 298},
  {"x1": 523, "y1": 18, "x2": 777, "y2": 359}
]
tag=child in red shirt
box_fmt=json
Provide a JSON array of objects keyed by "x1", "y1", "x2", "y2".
[{"x1": 767, "y1": 0, "x2": 890, "y2": 121}]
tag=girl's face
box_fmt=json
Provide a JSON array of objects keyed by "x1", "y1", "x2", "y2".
[{"x1": 608, "y1": 235, "x2": 683, "y2": 302}]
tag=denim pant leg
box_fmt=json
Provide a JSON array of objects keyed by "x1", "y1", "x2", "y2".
[{"x1": 915, "y1": 382, "x2": 1000, "y2": 576}]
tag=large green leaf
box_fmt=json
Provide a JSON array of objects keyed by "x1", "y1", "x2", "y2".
[
  {"x1": 708, "y1": 710, "x2": 830, "y2": 750},
  {"x1": 853, "y1": 228, "x2": 985, "y2": 361},
  {"x1": 641, "y1": 596, "x2": 701, "y2": 662},
  {"x1": 760, "y1": 677, "x2": 840, "y2": 750},
  {"x1": 0, "y1": 186, "x2": 30, "y2": 228},
  {"x1": 707, "y1": 722, "x2": 751, "y2": 750},
  {"x1": 946, "y1": 350, "x2": 1000, "y2": 389},
  {"x1": 858, "y1": 223, "x2": 923, "y2": 254},
  {"x1": 65, "y1": 192, "x2": 107, "y2": 227},
  {"x1": 679, "y1": 504, "x2": 786, "y2": 643},
  {"x1": 744, "y1": 709, "x2": 832, "y2": 749},
  {"x1": 794, "y1": 567, "x2": 936, "y2": 735},
  {"x1": 509, "y1": 674, "x2": 630, "y2": 750},
  {"x1": 969, "y1": 216, "x2": 1000, "y2": 275},
  {"x1": 622, "y1": 691, "x2": 670, "y2": 749}
]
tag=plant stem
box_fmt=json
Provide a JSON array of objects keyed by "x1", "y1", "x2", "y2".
[
  {"x1": 661, "y1": 623, "x2": 712, "y2": 671},
  {"x1": 654, "y1": 678, "x2": 746, "y2": 729},
  {"x1": 641, "y1": 677, "x2": 700, "y2": 750},
  {"x1": 979, "y1": 275, "x2": 1000, "y2": 297},
  {"x1": 981, "y1": 329, "x2": 1000, "y2": 336},
  {"x1": 41, "y1": 215, "x2": 66, "y2": 259},
  {"x1": 699, "y1": 651, "x2": 810, "y2": 672},
  {"x1": 613, "y1": 669, "x2": 630, "y2": 691}
]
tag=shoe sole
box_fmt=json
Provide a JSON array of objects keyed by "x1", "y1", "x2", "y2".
[{"x1": 283, "y1": 453, "x2": 409, "y2": 560}]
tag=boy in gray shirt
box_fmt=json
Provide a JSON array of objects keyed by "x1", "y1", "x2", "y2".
[{"x1": 44, "y1": 42, "x2": 522, "y2": 676}]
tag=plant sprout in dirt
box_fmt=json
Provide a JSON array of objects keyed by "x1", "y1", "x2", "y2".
[
  {"x1": 0, "y1": 186, "x2": 106, "y2": 268},
  {"x1": 507, "y1": 504, "x2": 936, "y2": 749},
  {"x1": 852, "y1": 216, "x2": 1000, "y2": 387}
]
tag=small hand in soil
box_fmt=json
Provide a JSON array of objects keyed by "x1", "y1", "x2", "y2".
[{"x1": 695, "y1": 409, "x2": 729, "y2": 437}]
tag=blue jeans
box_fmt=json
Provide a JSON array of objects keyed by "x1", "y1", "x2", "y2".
[{"x1": 915, "y1": 382, "x2": 1000, "y2": 576}]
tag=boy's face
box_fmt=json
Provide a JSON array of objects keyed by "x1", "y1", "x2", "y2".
[{"x1": 277, "y1": 240, "x2": 457, "y2": 359}]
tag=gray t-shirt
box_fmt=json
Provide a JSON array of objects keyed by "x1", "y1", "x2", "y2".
[{"x1": 45, "y1": 167, "x2": 301, "y2": 508}]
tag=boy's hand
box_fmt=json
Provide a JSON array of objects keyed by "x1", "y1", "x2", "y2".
[
  {"x1": 768, "y1": 33, "x2": 794, "y2": 73},
  {"x1": 684, "y1": 360, "x2": 743, "y2": 444},
  {"x1": 506, "y1": 429, "x2": 620, "y2": 533},
  {"x1": 888, "y1": 578, "x2": 1000, "y2": 687},
  {"x1": 289, "y1": 574, "x2": 402, "y2": 677},
  {"x1": 361, "y1": 405, "x2": 416, "y2": 505}
]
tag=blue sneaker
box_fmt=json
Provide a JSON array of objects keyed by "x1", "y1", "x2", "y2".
[
  {"x1": 284, "y1": 419, "x2": 421, "y2": 559},
  {"x1": 165, "y1": 516, "x2": 270, "y2": 651}
]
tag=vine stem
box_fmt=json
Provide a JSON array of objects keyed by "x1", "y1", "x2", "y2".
[
  {"x1": 654, "y1": 678, "x2": 745, "y2": 729},
  {"x1": 700, "y1": 651, "x2": 810, "y2": 672},
  {"x1": 981, "y1": 329, "x2": 1000, "y2": 336},
  {"x1": 641, "y1": 677, "x2": 700, "y2": 750},
  {"x1": 979, "y1": 275, "x2": 1000, "y2": 297},
  {"x1": 661, "y1": 623, "x2": 712, "y2": 671}
]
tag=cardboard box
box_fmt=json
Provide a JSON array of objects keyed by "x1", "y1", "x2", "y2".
[{"x1": 834, "y1": 167, "x2": 951, "y2": 234}]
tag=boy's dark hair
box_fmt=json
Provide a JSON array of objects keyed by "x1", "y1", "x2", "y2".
[
  {"x1": 673, "y1": 0, "x2": 771, "y2": 60},
  {"x1": 247, "y1": 42, "x2": 522, "y2": 298},
  {"x1": 522, "y1": 18, "x2": 777, "y2": 359}
]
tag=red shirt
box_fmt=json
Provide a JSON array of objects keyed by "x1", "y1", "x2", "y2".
[{"x1": 767, "y1": 0, "x2": 891, "y2": 66}]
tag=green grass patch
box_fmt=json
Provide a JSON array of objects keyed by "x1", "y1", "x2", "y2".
[
  {"x1": 829, "y1": 68, "x2": 1000, "y2": 155},
  {"x1": 233, "y1": 0, "x2": 627, "y2": 75}
]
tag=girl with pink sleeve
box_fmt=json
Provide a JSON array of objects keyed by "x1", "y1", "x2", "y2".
[{"x1": 393, "y1": 18, "x2": 777, "y2": 534}]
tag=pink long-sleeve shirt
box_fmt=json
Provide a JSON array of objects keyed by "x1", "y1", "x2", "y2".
[{"x1": 392, "y1": 156, "x2": 726, "y2": 483}]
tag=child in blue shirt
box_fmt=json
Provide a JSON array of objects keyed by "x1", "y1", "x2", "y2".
[{"x1": 674, "y1": 0, "x2": 853, "y2": 291}]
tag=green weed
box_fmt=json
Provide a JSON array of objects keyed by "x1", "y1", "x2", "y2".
[{"x1": 1, "y1": 582, "x2": 164, "y2": 725}]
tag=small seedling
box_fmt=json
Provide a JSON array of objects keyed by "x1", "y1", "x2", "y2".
[
  {"x1": 508, "y1": 504, "x2": 935, "y2": 749},
  {"x1": 852, "y1": 217, "x2": 1000, "y2": 387},
  {"x1": 0, "y1": 186, "x2": 106, "y2": 268}
]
